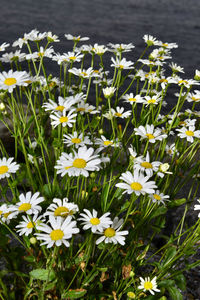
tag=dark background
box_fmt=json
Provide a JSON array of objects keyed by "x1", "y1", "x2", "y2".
[{"x1": 0, "y1": 0, "x2": 199, "y2": 78}]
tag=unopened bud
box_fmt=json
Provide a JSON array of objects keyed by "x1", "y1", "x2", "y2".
[{"x1": 30, "y1": 237, "x2": 37, "y2": 245}]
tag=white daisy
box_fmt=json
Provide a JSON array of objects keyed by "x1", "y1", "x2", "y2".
[
  {"x1": 0, "y1": 42, "x2": 10, "y2": 51},
  {"x1": 46, "y1": 32, "x2": 60, "y2": 43},
  {"x1": 149, "y1": 190, "x2": 170, "y2": 205},
  {"x1": 63, "y1": 131, "x2": 92, "y2": 148},
  {"x1": 121, "y1": 93, "x2": 143, "y2": 105},
  {"x1": 142, "y1": 94, "x2": 162, "y2": 107},
  {"x1": 143, "y1": 35, "x2": 160, "y2": 46},
  {"x1": 134, "y1": 152, "x2": 160, "y2": 177},
  {"x1": 107, "y1": 43, "x2": 135, "y2": 54},
  {"x1": 78, "y1": 209, "x2": 112, "y2": 233},
  {"x1": 26, "y1": 46, "x2": 54, "y2": 60},
  {"x1": 55, "y1": 146, "x2": 101, "y2": 177},
  {"x1": 0, "y1": 157, "x2": 20, "y2": 179},
  {"x1": 96, "y1": 217, "x2": 128, "y2": 246},
  {"x1": 110, "y1": 106, "x2": 132, "y2": 119},
  {"x1": 116, "y1": 170, "x2": 157, "y2": 196},
  {"x1": 68, "y1": 67, "x2": 95, "y2": 79},
  {"x1": 165, "y1": 143, "x2": 179, "y2": 156},
  {"x1": 157, "y1": 163, "x2": 173, "y2": 178},
  {"x1": 169, "y1": 62, "x2": 184, "y2": 74},
  {"x1": 0, "y1": 50, "x2": 26, "y2": 63},
  {"x1": 102, "y1": 87, "x2": 116, "y2": 99},
  {"x1": 134, "y1": 124, "x2": 167, "y2": 143},
  {"x1": 35, "y1": 216, "x2": 79, "y2": 248},
  {"x1": 92, "y1": 44, "x2": 108, "y2": 55},
  {"x1": 50, "y1": 109, "x2": 77, "y2": 128},
  {"x1": 64, "y1": 34, "x2": 89, "y2": 42},
  {"x1": 94, "y1": 135, "x2": 119, "y2": 149},
  {"x1": 16, "y1": 214, "x2": 45, "y2": 236},
  {"x1": 0, "y1": 70, "x2": 30, "y2": 93},
  {"x1": 186, "y1": 91, "x2": 200, "y2": 103},
  {"x1": 0, "y1": 204, "x2": 16, "y2": 224},
  {"x1": 44, "y1": 198, "x2": 79, "y2": 218},
  {"x1": 42, "y1": 96, "x2": 75, "y2": 113},
  {"x1": 176, "y1": 125, "x2": 200, "y2": 143},
  {"x1": 111, "y1": 57, "x2": 134, "y2": 70},
  {"x1": 138, "y1": 276, "x2": 160, "y2": 295},
  {"x1": 9, "y1": 191, "x2": 44, "y2": 218}
]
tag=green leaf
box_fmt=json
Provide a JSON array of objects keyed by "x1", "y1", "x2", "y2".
[
  {"x1": 29, "y1": 268, "x2": 56, "y2": 281},
  {"x1": 149, "y1": 207, "x2": 168, "y2": 219},
  {"x1": 167, "y1": 286, "x2": 183, "y2": 300},
  {"x1": 23, "y1": 115, "x2": 35, "y2": 136},
  {"x1": 62, "y1": 289, "x2": 87, "y2": 299},
  {"x1": 159, "y1": 279, "x2": 175, "y2": 288},
  {"x1": 174, "y1": 274, "x2": 186, "y2": 291},
  {"x1": 42, "y1": 184, "x2": 52, "y2": 198},
  {"x1": 162, "y1": 246, "x2": 177, "y2": 266},
  {"x1": 168, "y1": 198, "x2": 186, "y2": 208}
]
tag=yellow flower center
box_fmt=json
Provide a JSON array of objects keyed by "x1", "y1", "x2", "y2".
[
  {"x1": 144, "y1": 281, "x2": 153, "y2": 290},
  {"x1": 54, "y1": 206, "x2": 70, "y2": 217},
  {"x1": 153, "y1": 194, "x2": 161, "y2": 201},
  {"x1": 77, "y1": 107, "x2": 85, "y2": 112},
  {"x1": 115, "y1": 112, "x2": 122, "y2": 117},
  {"x1": 71, "y1": 138, "x2": 82, "y2": 144},
  {"x1": 50, "y1": 229, "x2": 64, "y2": 241},
  {"x1": 3, "y1": 212, "x2": 11, "y2": 218},
  {"x1": 162, "y1": 43, "x2": 168, "y2": 47},
  {"x1": 192, "y1": 97, "x2": 200, "y2": 102},
  {"x1": 0, "y1": 165, "x2": 9, "y2": 174},
  {"x1": 59, "y1": 116, "x2": 68, "y2": 123},
  {"x1": 81, "y1": 72, "x2": 88, "y2": 76},
  {"x1": 56, "y1": 105, "x2": 65, "y2": 112},
  {"x1": 0, "y1": 210, "x2": 2, "y2": 215},
  {"x1": 18, "y1": 203, "x2": 31, "y2": 212},
  {"x1": 103, "y1": 140, "x2": 113, "y2": 146},
  {"x1": 73, "y1": 158, "x2": 86, "y2": 168},
  {"x1": 69, "y1": 56, "x2": 76, "y2": 60},
  {"x1": 128, "y1": 98, "x2": 137, "y2": 102},
  {"x1": 147, "y1": 99, "x2": 156, "y2": 104},
  {"x1": 4, "y1": 78, "x2": 17, "y2": 86},
  {"x1": 130, "y1": 182, "x2": 142, "y2": 191},
  {"x1": 141, "y1": 162, "x2": 153, "y2": 169},
  {"x1": 119, "y1": 65, "x2": 124, "y2": 69},
  {"x1": 90, "y1": 217, "x2": 100, "y2": 225},
  {"x1": 146, "y1": 133, "x2": 155, "y2": 140},
  {"x1": 38, "y1": 52, "x2": 44, "y2": 57},
  {"x1": 104, "y1": 228, "x2": 116, "y2": 237},
  {"x1": 185, "y1": 130, "x2": 194, "y2": 136},
  {"x1": 159, "y1": 79, "x2": 168, "y2": 83},
  {"x1": 27, "y1": 221, "x2": 36, "y2": 229},
  {"x1": 178, "y1": 80, "x2": 188, "y2": 84}
]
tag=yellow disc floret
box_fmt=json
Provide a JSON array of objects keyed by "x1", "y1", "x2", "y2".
[
  {"x1": 104, "y1": 228, "x2": 116, "y2": 238},
  {"x1": 130, "y1": 182, "x2": 142, "y2": 191},
  {"x1": 73, "y1": 158, "x2": 86, "y2": 168},
  {"x1": 0, "y1": 166, "x2": 9, "y2": 174},
  {"x1": 50, "y1": 229, "x2": 64, "y2": 241},
  {"x1": 4, "y1": 78, "x2": 17, "y2": 86}
]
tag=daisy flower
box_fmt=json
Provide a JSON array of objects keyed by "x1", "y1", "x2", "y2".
[
  {"x1": 138, "y1": 276, "x2": 160, "y2": 295},
  {"x1": 46, "y1": 32, "x2": 60, "y2": 43},
  {"x1": 176, "y1": 78, "x2": 200, "y2": 89},
  {"x1": 142, "y1": 94, "x2": 162, "y2": 106},
  {"x1": 194, "y1": 199, "x2": 200, "y2": 218},
  {"x1": 68, "y1": 67, "x2": 95, "y2": 79},
  {"x1": 78, "y1": 209, "x2": 112, "y2": 233},
  {"x1": 50, "y1": 109, "x2": 77, "y2": 128},
  {"x1": 64, "y1": 34, "x2": 89, "y2": 42},
  {"x1": 149, "y1": 190, "x2": 170, "y2": 205},
  {"x1": 35, "y1": 216, "x2": 79, "y2": 248},
  {"x1": 176, "y1": 125, "x2": 200, "y2": 143},
  {"x1": 96, "y1": 217, "x2": 128, "y2": 245},
  {"x1": 42, "y1": 96, "x2": 75, "y2": 113},
  {"x1": 76, "y1": 101, "x2": 100, "y2": 114},
  {"x1": 44, "y1": 198, "x2": 79, "y2": 218},
  {"x1": 9, "y1": 191, "x2": 44, "y2": 218},
  {"x1": 0, "y1": 157, "x2": 20, "y2": 179},
  {"x1": 107, "y1": 43, "x2": 135, "y2": 54},
  {"x1": 0, "y1": 50, "x2": 26, "y2": 63},
  {"x1": 16, "y1": 214, "x2": 45, "y2": 236},
  {"x1": 53, "y1": 51, "x2": 84, "y2": 64},
  {"x1": 165, "y1": 143, "x2": 179, "y2": 157},
  {"x1": 63, "y1": 131, "x2": 92, "y2": 148},
  {"x1": 159, "y1": 76, "x2": 177, "y2": 90},
  {"x1": 116, "y1": 170, "x2": 157, "y2": 196},
  {"x1": 143, "y1": 35, "x2": 160, "y2": 46},
  {"x1": 121, "y1": 93, "x2": 143, "y2": 105},
  {"x1": 103, "y1": 87, "x2": 116, "y2": 98},
  {"x1": 111, "y1": 57, "x2": 134, "y2": 70},
  {"x1": 134, "y1": 124, "x2": 167, "y2": 143},
  {"x1": 186, "y1": 90, "x2": 200, "y2": 103},
  {"x1": 94, "y1": 135, "x2": 120, "y2": 150},
  {"x1": 0, "y1": 204, "x2": 16, "y2": 224},
  {"x1": 55, "y1": 146, "x2": 101, "y2": 177},
  {"x1": 28, "y1": 31, "x2": 47, "y2": 42},
  {"x1": 0, "y1": 70, "x2": 30, "y2": 93},
  {"x1": 134, "y1": 152, "x2": 160, "y2": 177},
  {"x1": 157, "y1": 163, "x2": 173, "y2": 178},
  {"x1": 0, "y1": 42, "x2": 10, "y2": 51},
  {"x1": 169, "y1": 62, "x2": 184, "y2": 74},
  {"x1": 26, "y1": 46, "x2": 54, "y2": 60},
  {"x1": 92, "y1": 44, "x2": 108, "y2": 55},
  {"x1": 110, "y1": 106, "x2": 132, "y2": 119}
]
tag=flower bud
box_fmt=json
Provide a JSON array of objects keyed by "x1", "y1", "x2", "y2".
[{"x1": 30, "y1": 237, "x2": 37, "y2": 245}]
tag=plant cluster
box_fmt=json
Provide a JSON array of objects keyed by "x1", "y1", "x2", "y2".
[{"x1": 0, "y1": 30, "x2": 200, "y2": 299}]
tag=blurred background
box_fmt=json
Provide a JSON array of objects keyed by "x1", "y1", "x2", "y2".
[{"x1": 0, "y1": 0, "x2": 199, "y2": 77}]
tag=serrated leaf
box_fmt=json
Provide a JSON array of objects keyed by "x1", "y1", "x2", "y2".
[{"x1": 30, "y1": 268, "x2": 55, "y2": 281}]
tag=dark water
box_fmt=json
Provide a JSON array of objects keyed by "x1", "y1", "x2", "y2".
[{"x1": 0, "y1": 0, "x2": 200, "y2": 77}]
